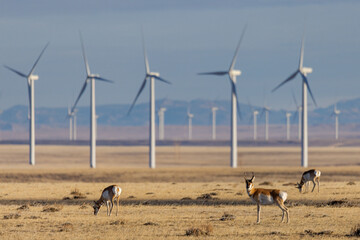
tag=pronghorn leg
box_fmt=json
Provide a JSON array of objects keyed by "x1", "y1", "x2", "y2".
[
  {"x1": 257, "y1": 204, "x2": 261, "y2": 223},
  {"x1": 276, "y1": 201, "x2": 289, "y2": 223},
  {"x1": 317, "y1": 178, "x2": 320, "y2": 192},
  {"x1": 106, "y1": 201, "x2": 110, "y2": 216},
  {"x1": 305, "y1": 182, "x2": 309, "y2": 192},
  {"x1": 311, "y1": 180, "x2": 316, "y2": 192},
  {"x1": 109, "y1": 200, "x2": 114, "y2": 216}
]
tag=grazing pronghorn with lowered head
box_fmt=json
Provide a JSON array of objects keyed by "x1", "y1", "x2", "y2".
[
  {"x1": 93, "y1": 185, "x2": 122, "y2": 216},
  {"x1": 296, "y1": 169, "x2": 321, "y2": 193},
  {"x1": 244, "y1": 173, "x2": 289, "y2": 223}
]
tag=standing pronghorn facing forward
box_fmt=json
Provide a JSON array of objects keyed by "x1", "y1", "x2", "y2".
[
  {"x1": 296, "y1": 169, "x2": 321, "y2": 193},
  {"x1": 93, "y1": 185, "x2": 122, "y2": 216},
  {"x1": 244, "y1": 173, "x2": 289, "y2": 223}
]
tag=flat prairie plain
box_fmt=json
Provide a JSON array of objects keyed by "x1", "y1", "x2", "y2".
[{"x1": 0, "y1": 145, "x2": 359, "y2": 239}]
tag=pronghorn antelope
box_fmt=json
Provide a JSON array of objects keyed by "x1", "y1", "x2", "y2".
[
  {"x1": 244, "y1": 173, "x2": 289, "y2": 223},
  {"x1": 93, "y1": 185, "x2": 122, "y2": 216},
  {"x1": 296, "y1": 169, "x2": 321, "y2": 193}
]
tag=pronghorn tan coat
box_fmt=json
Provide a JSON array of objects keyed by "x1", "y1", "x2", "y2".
[
  {"x1": 245, "y1": 174, "x2": 289, "y2": 223},
  {"x1": 296, "y1": 169, "x2": 321, "y2": 193},
  {"x1": 93, "y1": 185, "x2": 122, "y2": 216}
]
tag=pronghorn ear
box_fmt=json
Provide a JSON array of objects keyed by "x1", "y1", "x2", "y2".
[{"x1": 251, "y1": 172, "x2": 255, "y2": 181}]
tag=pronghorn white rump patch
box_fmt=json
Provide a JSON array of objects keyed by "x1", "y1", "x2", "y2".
[
  {"x1": 113, "y1": 186, "x2": 122, "y2": 197},
  {"x1": 279, "y1": 191, "x2": 288, "y2": 202}
]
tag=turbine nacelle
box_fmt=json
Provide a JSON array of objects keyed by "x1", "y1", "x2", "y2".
[
  {"x1": 158, "y1": 107, "x2": 166, "y2": 114},
  {"x1": 148, "y1": 72, "x2": 160, "y2": 78},
  {"x1": 89, "y1": 74, "x2": 100, "y2": 78},
  {"x1": 286, "y1": 113, "x2": 292, "y2": 117},
  {"x1": 300, "y1": 67, "x2": 312, "y2": 75},
  {"x1": 212, "y1": 107, "x2": 218, "y2": 112},
  {"x1": 29, "y1": 75, "x2": 39, "y2": 81},
  {"x1": 229, "y1": 69, "x2": 241, "y2": 77},
  {"x1": 187, "y1": 113, "x2": 194, "y2": 118},
  {"x1": 253, "y1": 111, "x2": 259, "y2": 115}
]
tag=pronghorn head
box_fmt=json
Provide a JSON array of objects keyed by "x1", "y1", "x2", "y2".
[
  {"x1": 244, "y1": 173, "x2": 255, "y2": 192},
  {"x1": 295, "y1": 182, "x2": 303, "y2": 193},
  {"x1": 93, "y1": 201, "x2": 102, "y2": 215}
]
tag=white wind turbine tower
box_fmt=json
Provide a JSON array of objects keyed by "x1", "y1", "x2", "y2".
[
  {"x1": 198, "y1": 26, "x2": 246, "y2": 168},
  {"x1": 260, "y1": 104, "x2": 271, "y2": 141},
  {"x1": 272, "y1": 36, "x2": 317, "y2": 167},
  {"x1": 248, "y1": 99, "x2": 259, "y2": 141},
  {"x1": 331, "y1": 104, "x2": 340, "y2": 140},
  {"x1": 68, "y1": 106, "x2": 73, "y2": 140},
  {"x1": 158, "y1": 107, "x2": 166, "y2": 140},
  {"x1": 73, "y1": 108, "x2": 78, "y2": 140},
  {"x1": 286, "y1": 112, "x2": 292, "y2": 140},
  {"x1": 128, "y1": 31, "x2": 171, "y2": 169},
  {"x1": 70, "y1": 33, "x2": 113, "y2": 168},
  {"x1": 4, "y1": 42, "x2": 49, "y2": 165},
  {"x1": 187, "y1": 108, "x2": 194, "y2": 140},
  {"x1": 211, "y1": 107, "x2": 218, "y2": 140},
  {"x1": 252, "y1": 110, "x2": 259, "y2": 141},
  {"x1": 67, "y1": 106, "x2": 78, "y2": 141}
]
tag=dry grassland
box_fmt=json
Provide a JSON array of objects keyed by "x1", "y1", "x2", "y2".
[{"x1": 0, "y1": 145, "x2": 359, "y2": 239}]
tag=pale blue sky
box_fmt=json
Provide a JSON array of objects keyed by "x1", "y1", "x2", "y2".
[{"x1": 0, "y1": 0, "x2": 359, "y2": 111}]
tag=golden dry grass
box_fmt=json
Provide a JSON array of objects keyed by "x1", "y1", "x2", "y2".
[{"x1": 0, "y1": 145, "x2": 359, "y2": 239}]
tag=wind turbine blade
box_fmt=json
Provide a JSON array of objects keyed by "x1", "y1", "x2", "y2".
[
  {"x1": 230, "y1": 79, "x2": 242, "y2": 120},
  {"x1": 27, "y1": 83, "x2": 31, "y2": 106},
  {"x1": 291, "y1": 89, "x2": 299, "y2": 107},
  {"x1": 79, "y1": 31, "x2": 91, "y2": 76},
  {"x1": 28, "y1": 42, "x2": 50, "y2": 76},
  {"x1": 300, "y1": 73, "x2": 317, "y2": 107},
  {"x1": 141, "y1": 29, "x2": 150, "y2": 74},
  {"x1": 153, "y1": 76, "x2": 171, "y2": 84},
  {"x1": 272, "y1": 70, "x2": 299, "y2": 92},
  {"x1": 299, "y1": 36, "x2": 305, "y2": 70},
  {"x1": 3, "y1": 65, "x2": 27, "y2": 78},
  {"x1": 229, "y1": 24, "x2": 247, "y2": 71},
  {"x1": 93, "y1": 76, "x2": 114, "y2": 83},
  {"x1": 198, "y1": 71, "x2": 228, "y2": 76},
  {"x1": 127, "y1": 78, "x2": 147, "y2": 115},
  {"x1": 71, "y1": 79, "x2": 88, "y2": 114}
]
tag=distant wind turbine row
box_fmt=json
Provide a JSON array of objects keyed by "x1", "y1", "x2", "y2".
[{"x1": 4, "y1": 27, "x2": 333, "y2": 170}]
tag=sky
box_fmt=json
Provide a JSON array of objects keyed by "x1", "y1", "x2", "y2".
[{"x1": 0, "y1": 0, "x2": 359, "y2": 111}]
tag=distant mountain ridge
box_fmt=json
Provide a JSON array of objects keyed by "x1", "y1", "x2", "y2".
[{"x1": 0, "y1": 98, "x2": 359, "y2": 129}]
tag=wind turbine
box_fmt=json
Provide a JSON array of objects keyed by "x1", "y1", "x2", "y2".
[
  {"x1": 187, "y1": 108, "x2": 194, "y2": 140},
  {"x1": 73, "y1": 108, "x2": 78, "y2": 140},
  {"x1": 248, "y1": 99, "x2": 259, "y2": 141},
  {"x1": 158, "y1": 107, "x2": 166, "y2": 140},
  {"x1": 70, "y1": 33, "x2": 113, "y2": 168},
  {"x1": 68, "y1": 106, "x2": 73, "y2": 141},
  {"x1": 292, "y1": 91, "x2": 302, "y2": 141},
  {"x1": 272, "y1": 36, "x2": 317, "y2": 167},
  {"x1": 260, "y1": 104, "x2": 271, "y2": 141},
  {"x1": 67, "y1": 106, "x2": 78, "y2": 141},
  {"x1": 4, "y1": 42, "x2": 49, "y2": 165},
  {"x1": 198, "y1": 26, "x2": 246, "y2": 168},
  {"x1": 128, "y1": 31, "x2": 171, "y2": 169},
  {"x1": 211, "y1": 106, "x2": 218, "y2": 140},
  {"x1": 286, "y1": 112, "x2": 292, "y2": 140},
  {"x1": 331, "y1": 104, "x2": 340, "y2": 140}
]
